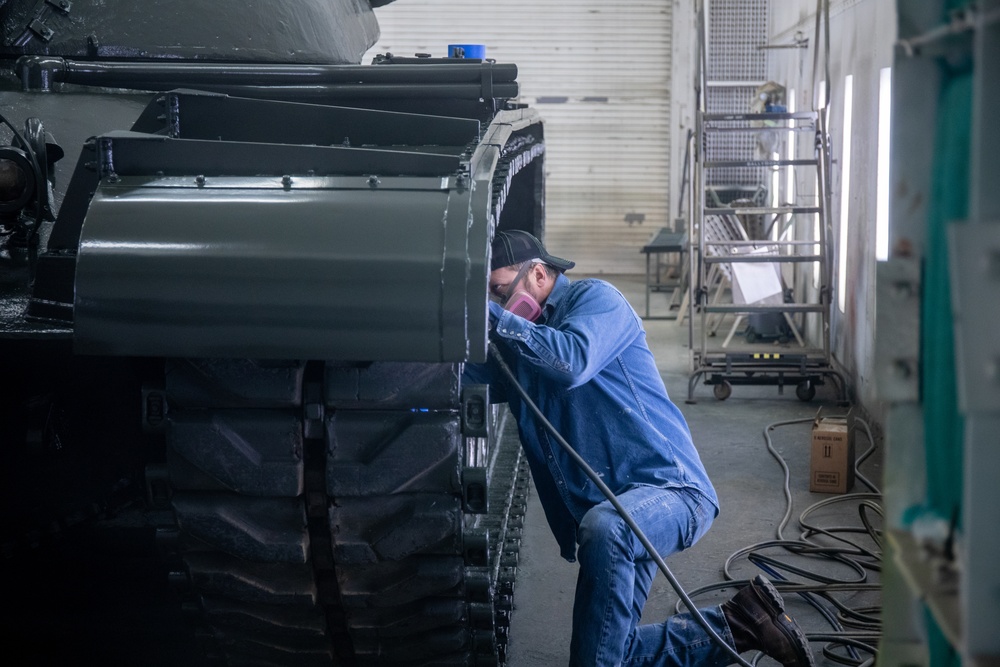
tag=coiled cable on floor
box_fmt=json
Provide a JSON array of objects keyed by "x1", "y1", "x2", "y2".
[
  {"x1": 680, "y1": 413, "x2": 883, "y2": 666},
  {"x1": 488, "y1": 342, "x2": 755, "y2": 667}
]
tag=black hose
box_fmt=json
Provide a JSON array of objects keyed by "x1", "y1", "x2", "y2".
[
  {"x1": 682, "y1": 415, "x2": 883, "y2": 665},
  {"x1": 487, "y1": 342, "x2": 754, "y2": 667}
]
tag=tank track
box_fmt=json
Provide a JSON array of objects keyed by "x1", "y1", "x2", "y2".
[{"x1": 146, "y1": 359, "x2": 528, "y2": 666}]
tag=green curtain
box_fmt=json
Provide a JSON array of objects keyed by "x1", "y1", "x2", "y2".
[
  {"x1": 921, "y1": 65, "x2": 969, "y2": 528},
  {"x1": 919, "y1": 4, "x2": 973, "y2": 664}
]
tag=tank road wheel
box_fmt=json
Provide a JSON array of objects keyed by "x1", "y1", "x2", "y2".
[
  {"x1": 713, "y1": 380, "x2": 733, "y2": 401},
  {"x1": 150, "y1": 359, "x2": 527, "y2": 666}
]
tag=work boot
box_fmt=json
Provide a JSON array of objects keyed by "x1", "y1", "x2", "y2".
[{"x1": 721, "y1": 575, "x2": 815, "y2": 667}]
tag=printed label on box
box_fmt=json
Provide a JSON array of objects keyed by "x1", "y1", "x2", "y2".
[
  {"x1": 809, "y1": 416, "x2": 854, "y2": 494},
  {"x1": 813, "y1": 471, "x2": 840, "y2": 487}
]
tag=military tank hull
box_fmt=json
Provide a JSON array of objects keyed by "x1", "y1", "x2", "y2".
[{"x1": 1, "y1": 1, "x2": 544, "y2": 664}]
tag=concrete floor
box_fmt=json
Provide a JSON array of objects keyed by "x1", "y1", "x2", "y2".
[{"x1": 505, "y1": 274, "x2": 883, "y2": 667}]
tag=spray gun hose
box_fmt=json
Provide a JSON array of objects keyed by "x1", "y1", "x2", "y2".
[{"x1": 488, "y1": 342, "x2": 753, "y2": 667}]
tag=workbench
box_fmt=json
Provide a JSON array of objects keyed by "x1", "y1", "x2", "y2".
[{"x1": 639, "y1": 228, "x2": 687, "y2": 320}]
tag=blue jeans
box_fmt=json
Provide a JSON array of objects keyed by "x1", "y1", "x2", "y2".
[{"x1": 570, "y1": 485, "x2": 736, "y2": 667}]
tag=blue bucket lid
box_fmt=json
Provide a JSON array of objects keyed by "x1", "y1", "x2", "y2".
[{"x1": 448, "y1": 44, "x2": 486, "y2": 59}]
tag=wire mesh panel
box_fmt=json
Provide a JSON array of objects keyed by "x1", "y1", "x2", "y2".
[
  {"x1": 705, "y1": 0, "x2": 769, "y2": 192},
  {"x1": 707, "y1": 0, "x2": 768, "y2": 81}
]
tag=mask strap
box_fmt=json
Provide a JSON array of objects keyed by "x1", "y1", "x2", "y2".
[{"x1": 504, "y1": 261, "x2": 536, "y2": 301}]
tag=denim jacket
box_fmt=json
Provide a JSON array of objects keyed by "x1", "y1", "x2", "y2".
[{"x1": 463, "y1": 274, "x2": 719, "y2": 561}]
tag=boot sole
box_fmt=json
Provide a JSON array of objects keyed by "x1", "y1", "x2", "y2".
[
  {"x1": 751, "y1": 576, "x2": 816, "y2": 667},
  {"x1": 751, "y1": 575, "x2": 787, "y2": 613}
]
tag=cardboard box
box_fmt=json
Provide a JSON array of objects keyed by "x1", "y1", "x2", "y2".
[{"x1": 810, "y1": 416, "x2": 854, "y2": 493}]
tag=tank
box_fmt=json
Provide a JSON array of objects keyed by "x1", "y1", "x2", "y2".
[{"x1": 0, "y1": 1, "x2": 545, "y2": 664}]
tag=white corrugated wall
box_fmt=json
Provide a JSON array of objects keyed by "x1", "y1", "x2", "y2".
[{"x1": 364, "y1": 0, "x2": 672, "y2": 275}]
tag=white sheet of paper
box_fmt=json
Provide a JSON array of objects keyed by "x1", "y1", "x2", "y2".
[{"x1": 730, "y1": 248, "x2": 783, "y2": 304}]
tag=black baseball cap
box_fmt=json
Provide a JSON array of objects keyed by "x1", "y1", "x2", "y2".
[{"x1": 490, "y1": 230, "x2": 575, "y2": 272}]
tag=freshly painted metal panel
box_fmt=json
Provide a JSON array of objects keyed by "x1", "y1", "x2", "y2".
[
  {"x1": 74, "y1": 180, "x2": 473, "y2": 361},
  {"x1": 367, "y1": 0, "x2": 673, "y2": 274}
]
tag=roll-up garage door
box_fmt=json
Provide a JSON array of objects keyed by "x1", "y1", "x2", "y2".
[{"x1": 366, "y1": 0, "x2": 673, "y2": 274}]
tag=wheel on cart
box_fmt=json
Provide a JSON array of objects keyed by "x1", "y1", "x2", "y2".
[
  {"x1": 713, "y1": 380, "x2": 733, "y2": 401},
  {"x1": 796, "y1": 380, "x2": 816, "y2": 402}
]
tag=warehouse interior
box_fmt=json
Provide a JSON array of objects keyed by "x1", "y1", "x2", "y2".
[
  {"x1": 377, "y1": 0, "x2": 1000, "y2": 665},
  {"x1": 367, "y1": 1, "x2": 998, "y2": 665},
  {"x1": 0, "y1": 1, "x2": 997, "y2": 666}
]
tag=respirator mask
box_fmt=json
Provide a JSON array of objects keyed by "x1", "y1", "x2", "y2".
[{"x1": 499, "y1": 261, "x2": 543, "y2": 322}]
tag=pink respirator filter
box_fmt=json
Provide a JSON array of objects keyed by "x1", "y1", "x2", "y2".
[{"x1": 505, "y1": 291, "x2": 543, "y2": 322}]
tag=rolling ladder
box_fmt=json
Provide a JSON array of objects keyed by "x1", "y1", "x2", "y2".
[{"x1": 686, "y1": 107, "x2": 846, "y2": 402}]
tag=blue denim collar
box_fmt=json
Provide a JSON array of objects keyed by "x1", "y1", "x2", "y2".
[{"x1": 540, "y1": 273, "x2": 570, "y2": 322}]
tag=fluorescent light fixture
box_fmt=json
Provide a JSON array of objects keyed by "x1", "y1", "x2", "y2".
[
  {"x1": 838, "y1": 75, "x2": 854, "y2": 313},
  {"x1": 876, "y1": 67, "x2": 892, "y2": 261},
  {"x1": 771, "y1": 152, "x2": 780, "y2": 225},
  {"x1": 813, "y1": 186, "x2": 820, "y2": 288},
  {"x1": 813, "y1": 83, "x2": 826, "y2": 288},
  {"x1": 786, "y1": 90, "x2": 796, "y2": 220}
]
